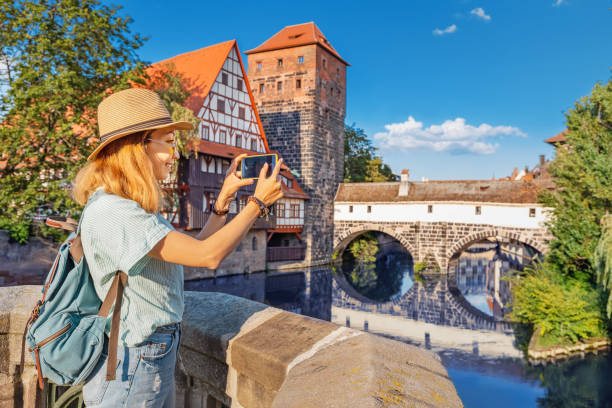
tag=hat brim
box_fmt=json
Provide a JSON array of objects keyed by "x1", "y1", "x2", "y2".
[{"x1": 87, "y1": 121, "x2": 194, "y2": 161}]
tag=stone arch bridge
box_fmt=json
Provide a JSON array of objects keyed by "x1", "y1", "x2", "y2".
[{"x1": 333, "y1": 220, "x2": 550, "y2": 272}]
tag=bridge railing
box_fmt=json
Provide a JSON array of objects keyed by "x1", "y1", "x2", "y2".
[{"x1": 1, "y1": 286, "x2": 463, "y2": 408}]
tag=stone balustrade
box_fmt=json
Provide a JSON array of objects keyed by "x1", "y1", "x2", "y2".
[{"x1": 0, "y1": 285, "x2": 463, "y2": 408}]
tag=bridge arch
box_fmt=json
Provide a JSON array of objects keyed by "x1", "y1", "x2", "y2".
[
  {"x1": 446, "y1": 228, "x2": 547, "y2": 262},
  {"x1": 333, "y1": 225, "x2": 416, "y2": 258}
]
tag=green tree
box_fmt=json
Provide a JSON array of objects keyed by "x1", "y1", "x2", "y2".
[
  {"x1": 345, "y1": 232, "x2": 379, "y2": 293},
  {"x1": 344, "y1": 124, "x2": 396, "y2": 182},
  {"x1": 593, "y1": 214, "x2": 612, "y2": 319},
  {"x1": 0, "y1": 0, "x2": 146, "y2": 243},
  {"x1": 540, "y1": 78, "x2": 612, "y2": 282}
]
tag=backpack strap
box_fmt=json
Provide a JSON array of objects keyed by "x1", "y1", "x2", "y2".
[{"x1": 98, "y1": 271, "x2": 128, "y2": 381}]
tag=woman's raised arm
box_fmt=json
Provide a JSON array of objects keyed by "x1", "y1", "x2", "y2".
[{"x1": 148, "y1": 159, "x2": 284, "y2": 268}]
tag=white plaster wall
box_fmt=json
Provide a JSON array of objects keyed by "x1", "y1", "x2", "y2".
[{"x1": 334, "y1": 202, "x2": 550, "y2": 229}]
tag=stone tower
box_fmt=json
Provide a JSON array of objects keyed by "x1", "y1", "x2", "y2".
[{"x1": 246, "y1": 22, "x2": 349, "y2": 265}]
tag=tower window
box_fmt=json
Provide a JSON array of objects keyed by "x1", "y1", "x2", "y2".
[
  {"x1": 221, "y1": 72, "x2": 228, "y2": 85},
  {"x1": 529, "y1": 208, "x2": 536, "y2": 217},
  {"x1": 238, "y1": 107, "x2": 245, "y2": 119},
  {"x1": 252, "y1": 236, "x2": 257, "y2": 250},
  {"x1": 322, "y1": 58, "x2": 327, "y2": 68},
  {"x1": 428, "y1": 205, "x2": 433, "y2": 213},
  {"x1": 475, "y1": 206, "x2": 481, "y2": 215},
  {"x1": 217, "y1": 99, "x2": 225, "y2": 113},
  {"x1": 330, "y1": 87, "x2": 334, "y2": 96},
  {"x1": 298, "y1": 56, "x2": 304, "y2": 64},
  {"x1": 277, "y1": 81, "x2": 282, "y2": 91},
  {"x1": 296, "y1": 79, "x2": 301, "y2": 89},
  {"x1": 237, "y1": 79, "x2": 243, "y2": 91},
  {"x1": 277, "y1": 58, "x2": 283, "y2": 68},
  {"x1": 256, "y1": 61, "x2": 262, "y2": 70},
  {"x1": 259, "y1": 83, "x2": 264, "y2": 93}
]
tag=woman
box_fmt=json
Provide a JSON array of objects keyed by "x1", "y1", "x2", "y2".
[{"x1": 72, "y1": 88, "x2": 283, "y2": 407}]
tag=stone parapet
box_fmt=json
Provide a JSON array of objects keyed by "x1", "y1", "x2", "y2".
[{"x1": 0, "y1": 286, "x2": 463, "y2": 408}]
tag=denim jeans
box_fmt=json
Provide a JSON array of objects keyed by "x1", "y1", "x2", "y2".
[{"x1": 82, "y1": 323, "x2": 181, "y2": 408}]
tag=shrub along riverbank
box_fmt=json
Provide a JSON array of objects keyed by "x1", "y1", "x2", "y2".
[{"x1": 508, "y1": 76, "x2": 612, "y2": 351}]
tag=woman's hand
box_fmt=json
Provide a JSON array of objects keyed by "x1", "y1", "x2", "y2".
[
  {"x1": 216, "y1": 154, "x2": 254, "y2": 211},
  {"x1": 253, "y1": 158, "x2": 284, "y2": 206}
]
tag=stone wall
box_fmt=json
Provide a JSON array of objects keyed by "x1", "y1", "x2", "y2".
[
  {"x1": 0, "y1": 230, "x2": 57, "y2": 286},
  {"x1": 1, "y1": 286, "x2": 463, "y2": 408},
  {"x1": 334, "y1": 220, "x2": 551, "y2": 272}
]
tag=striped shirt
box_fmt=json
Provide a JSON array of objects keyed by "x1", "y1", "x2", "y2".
[{"x1": 80, "y1": 187, "x2": 184, "y2": 346}]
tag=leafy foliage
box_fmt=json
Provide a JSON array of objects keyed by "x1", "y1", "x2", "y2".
[
  {"x1": 0, "y1": 0, "x2": 146, "y2": 243},
  {"x1": 344, "y1": 124, "x2": 396, "y2": 182},
  {"x1": 507, "y1": 263, "x2": 607, "y2": 344},
  {"x1": 593, "y1": 214, "x2": 612, "y2": 318},
  {"x1": 345, "y1": 232, "x2": 379, "y2": 292},
  {"x1": 540, "y1": 78, "x2": 612, "y2": 282}
]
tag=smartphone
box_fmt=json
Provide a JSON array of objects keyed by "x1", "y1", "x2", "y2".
[{"x1": 241, "y1": 154, "x2": 278, "y2": 179}]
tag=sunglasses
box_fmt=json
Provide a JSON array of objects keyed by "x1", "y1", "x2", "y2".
[{"x1": 145, "y1": 137, "x2": 177, "y2": 157}]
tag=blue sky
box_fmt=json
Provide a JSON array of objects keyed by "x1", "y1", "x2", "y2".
[{"x1": 107, "y1": 0, "x2": 612, "y2": 180}]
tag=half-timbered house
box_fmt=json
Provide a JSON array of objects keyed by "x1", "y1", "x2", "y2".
[{"x1": 152, "y1": 40, "x2": 309, "y2": 273}]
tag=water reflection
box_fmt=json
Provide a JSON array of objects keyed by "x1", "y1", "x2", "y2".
[
  {"x1": 455, "y1": 239, "x2": 540, "y2": 319},
  {"x1": 340, "y1": 231, "x2": 413, "y2": 302}
]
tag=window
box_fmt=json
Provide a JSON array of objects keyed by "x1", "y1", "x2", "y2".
[
  {"x1": 529, "y1": 208, "x2": 536, "y2": 217},
  {"x1": 291, "y1": 204, "x2": 300, "y2": 218},
  {"x1": 219, "y1": 130, "x2": 226, "y2": 144},
  {"x1": 236, "y1": 134, "x2": 242, "y2": 148},
  {"x1": 296, "y1": 79, "x2": 301, "y2": 89},
  {"x1": 367, "y1": 205, "x2": 372, "y2": 213},
  {"x1": 217, "y1": 99, "x2": 225, "y2": 113},
  {"x1": 207, "y1": 158, "x2": 215, "y2": 173},
  {"x1": 475, "y1": 206, "x2": 481, "y2": 215},
  {"x1": 201, "y1": 125, "x2": 209, "y2": 140},
  {"x1": 221, "y1": 72, "x2": 228, "y2": 85},
  {"x1": 229, "y1": 201, "x2": 237, "y2": 214},
  {"x1": 238, "y1": 107, "x2": 245, "y2": 119},
  {"x1": 287, "y1": 178, "x2": 293, "y2": 188},
  {"x1": 277, "y1": 202, "x2": 285, "y2": 218},
  {"x1": 205, "y1": 192, "x2": 216, "y2": 213},
  {"x1": 239, "y1": 196, "x2": 247, "y2": 211},
  {"x1": 330, "y1": 87, "x2": 334, "y2": 96},
  {"x1": 298, "y1": 56, "x2": 304, "y2": 64},
  {"x1": 322, "y1": 57, "x2": 327, "y2": 68},
  {"x1": 349, "y1": 205, "x2": 353, "y2": 213},
  {"x1": 256, "y1": 61, "x2": 262, "y2": 70},
  {"x1": 252, "y1": 236, "x2": 257, "y2": 251},
  {"x1": 237, "y1": 79, "x2": 243, "y2": 91},
  {"x1": 250, "y1": 139, "x2": 257, "y2": 151},
  {"x1": 259, "y1": 83, "x2": 264, "y2": 93},
  {"x1": 277, "y1": 81, "x2": 282, "y2": 91},
  {"x1": 277, "y1": 58, "x2": 283, "y2": 68},
  {"x1": 427, "y1": 205, "x2": 433, "y2": 213},
  {"x1": 222, "y1": 160, "x2": 230, "y2": 174},
  {"x1": 202, "y1": 194, "x2": 208, "y2": 212},
  {"x1": 216, "y1": 158, "x2": 223, "y2": 174}
]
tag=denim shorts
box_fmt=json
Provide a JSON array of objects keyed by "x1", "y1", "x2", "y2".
[{"x1": 82, "y1": 323, "x2": 181, "y2": 408}]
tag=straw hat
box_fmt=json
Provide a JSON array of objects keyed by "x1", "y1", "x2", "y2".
[{"x1": 88, "y1": 88, "x2": 194, "y2": 161}]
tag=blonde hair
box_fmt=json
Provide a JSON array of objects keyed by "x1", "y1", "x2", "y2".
[{"x1": 72, "y1": 131, "x2": 165, "y2": 213}]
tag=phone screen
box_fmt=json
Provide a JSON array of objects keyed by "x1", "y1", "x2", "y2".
[{"x1": 241, "y1": 154, "x2": 277, "y2": 179}]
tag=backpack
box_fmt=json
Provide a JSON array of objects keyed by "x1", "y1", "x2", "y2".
[{"x1": 20, "y1": 206, "x2": 128, "y2": 390}]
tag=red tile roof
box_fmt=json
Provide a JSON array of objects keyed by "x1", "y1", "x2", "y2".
[
  {"x1": 245, "y1": 22, "x2": 349, "y2": 66},
  {"x1": 545, "y1": 129, "x2": 567, "y2": 145},
  {"x1": 335, "y1": 180, "x2": 554, "y2": 204}
]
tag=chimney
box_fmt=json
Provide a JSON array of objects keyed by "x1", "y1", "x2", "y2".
[
  {"x1": 539, "y1": 155, "x2": 545, "y2": 166},
  {"x1": 399, "y1": 169, "x2": 410, "y2": 196}
]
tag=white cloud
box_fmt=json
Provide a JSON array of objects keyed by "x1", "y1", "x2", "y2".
[
  {"x1": 433, "y1": 24, "x2": 457, "y2": 36},
  {"x1": 470, "y1": 7, "x2": 491, "y2": 21},
  {"x1": 553, "y1": 0, "x2": 564, "y2": 6},
  {"x1": 374, "y1": 117, "x2": 526, "y2": 155}
]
